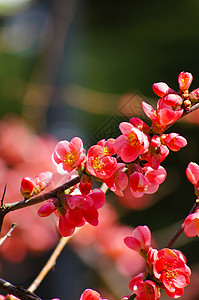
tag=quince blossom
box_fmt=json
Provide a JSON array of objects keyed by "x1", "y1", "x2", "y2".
[
  {"x1": 80, "y1": 289, "x2": 108, "y2": 300},
  {"x1": 114, "y1": 122, "x2": 149, "y2": 163},
  {"x1": 152, "y1": 248, "x2": 191, "y2": 298},
  {"x1": 161, "y1": 133, "x2": 187, "y2": 151},
  {"x1": 52, "y1": 137, "x2": 86, "y2": 175},
  {"x1": 103, "y1": 163, "x2": 128, "y2": 196},
  {"x1": 184, "y1": 208, "x2": 199, "y2": 237},
  {"x1": 124, "y1": 225, "x2": 151, "y2": 256},
  {"x1": 129, "y1": 164, "x2": 167, "y2": 198},
  {"x1": 86, "y1": 144, "x2": 117, "y2": 179},
  {"x1": 129, "y1": 273, "x2": 161, "y2": 300},
  {"x1": 142, "y1": 101, "x2": 183, "y2": 134},
  {"x1": 38, "y1": 189, "x2": 106, "y2": 237}
]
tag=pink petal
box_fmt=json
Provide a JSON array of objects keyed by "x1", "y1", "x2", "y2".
[
  {"x1": 58, "y1": 215, "x2": 75, "y2": 237},
  {"x1": 186, "y1": 162, "x2": 199, "y2": 185},
  {"x1": 142, "y1": 102, "x2": 155, "y2": 120},
  {"x1": 88, "y1": 189, "x2": 106, "y2": 209}
]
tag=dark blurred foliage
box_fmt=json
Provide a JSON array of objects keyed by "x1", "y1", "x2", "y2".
[{"x1": 1, "y1": 0, "x2": 199, "y2": 299}]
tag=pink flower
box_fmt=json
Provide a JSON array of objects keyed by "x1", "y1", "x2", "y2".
[
  {"x1": 80, "y1": 289, "x2": 108, "y2": 300},
  {"x1": 129, "y1": 164, "x2": 167, "y2": 197},
  {"x1": 129, "y1": 117, "x2": 151, "y2": 134},
  {"x1": 52, "y1": 137, "x2": 86, "y2": 175},
  {"x1": 161, "y1": 133, "x2": 187, "y2": 151},
  {"x1": 142, "y1": 144, "x2": 169, "y2": 170},
  {"x1": 103, "y1": 163, "x2": 128, "y2": 196},
  {"x1": 184, "y1": 208, "x2": 199, "y2": 237},
  {"x1": 178, "y1": 71, "x2": 193, "y2": 92},
  {"x1": 124, "y1": 225, "x2": 151, "y2": 256},
  {"x1": 128, "y1": 273, "x2": 160, "y2": 300},
  {"x1": 97, "y1": 138, "x2": 116, "y2": 156},
  {"x1": 114, "y1": 122, "x2": 149, "y2": 163},
  {"x1": 142, "y1": 101, "x2": 183, "y2": 134},
  {"x1": 86, "y1": 145, "x2": 117, "y2": 179},
  {"x1": 38, "y1": 189, "x2": 106, "y2": 237},
  {"x1": 186, "y1": 162, "x2": 199, "y2": 197},
  {"x1": 153, "y1": 248, "x2": 191, "y2": 298},
  {"x1": 20, "y1": 171, "x2": 53, "y2": 198}
]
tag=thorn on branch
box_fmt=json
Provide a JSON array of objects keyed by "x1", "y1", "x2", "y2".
[{"x1": 1, "y1": 184, "x2": 7, "y2": 206}]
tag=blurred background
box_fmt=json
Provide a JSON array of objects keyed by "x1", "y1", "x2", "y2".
[{"x1": 0, "y1": 0, "x2": 199, "y2": 299}]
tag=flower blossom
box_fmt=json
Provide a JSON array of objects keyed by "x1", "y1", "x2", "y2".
[
  {"x1": 186, "y1": 162, "x2": 199, "y2": 197},
  {"x1": 114, "y1": 122, "x2": 149, "y2": 163},
  {"x1": 124, "y1": 225, "x2": 151, "y2": 257},
  {"x1": 52, "y1": 137, "x2": 86, "y2": 175},
  {"x1": 21, "y1": 171, "x2": 53, "y2": 198},
  {"x1": 129, "y1": 273, "x2": 161, "y2": 300},
  {"x1": 129, "y1": 164, "x2": 167, "y2": 198},
  {"x1": 86, "y1": 143, "x2": 117, "y2": 179},
  {"x1": 152, "y1": 248, "x2": 191, "y2": 298},
  {"x1": 142, "y1": 101, "x2": 183, "y2": 135},
  {"x1": 38, "y1": 189, "x2": 106, "y2": 237},
  {"x1": 161, "y1": 133, "x2": 187, "y2": 151},
  {"x1": 184, "y1": 208, "x2": 199, "y2": 237},
  {"x1": 80, "y1": 289, "x2": 108, "y2": 300},
  {"x1": 103, "y1": 163, "x2": 128, "y2": 196}
]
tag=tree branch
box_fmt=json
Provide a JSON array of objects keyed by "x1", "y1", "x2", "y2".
[
  {"x1": 0, "y1": 278, "x2": 43, "y2": 300},
  {"x1": 0, "y1": 176, "x2": 80, "y2": 232}
]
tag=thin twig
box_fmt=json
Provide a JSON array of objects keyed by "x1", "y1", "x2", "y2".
[
  {"x1": 166, "y1": 199, "x2": 199, "y2": 248},
  {"x1": 0, "y1": 278, "x2": 43, "y2": 300},
  {"x1": 127, "y1": 293, "x2": 136, "y2": 300},
  {"x1": 28, "y1": 229, "x2": 79, "y2": 293},
  {"x1": 0, "y1": 223, "x2": 17, "y2": 246}
]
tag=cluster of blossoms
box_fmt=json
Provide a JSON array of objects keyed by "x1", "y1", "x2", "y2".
[
  {"x1": 124, "y1": 226, "x2": 191, "y2": 299},
  {"x1": 22, "y1": 72, "x2": 196, "y2": 238},
  {"x1": 16, "y1": 71, "x2": 199, "y2": 300}
]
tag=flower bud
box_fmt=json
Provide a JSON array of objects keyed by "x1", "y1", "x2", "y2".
[
  {"x1": 20, "y1": 177, "x2": 36, "y2": 198},
  {"x1": 152, "y1": 82, "x2": 170, "y2": 97},
  {"x1": 189, "y1": 88, "x2": 199, "y2": 103},
  {"x1": 79, "y1": 174, "x2": 93, "y2": 195},
  {"x1": 163, "y1": 94, "x2": 183, "y2": 107},
  {"x1": 178, "y1": 71, "x2": 193, "y2": 92},
  {"x1": 34, "y1": 171, "x2": 53, "y2": 191},
  {"x1": 38, "y1": 199, "x2": 57, "y2": 217}
]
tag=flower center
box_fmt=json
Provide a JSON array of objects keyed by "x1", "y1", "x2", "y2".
[
  {"x1": 64, "y1": 152, "x2": 76, "y2": 166},
  {"x1": 92, "y1": 157, "x2": 105, "y2": 171},
  {"x1": 165, "y1": 264, "x2": 178, "y2": 280},
  {"x1": 104, "y1": 146, "x2": 110, "y2": 156},
  {"x1": 127, "y1": 131, "x2": 139, "y2": 146}
]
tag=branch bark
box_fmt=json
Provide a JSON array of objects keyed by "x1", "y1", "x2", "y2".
[
  {"x1": 0, "y1": 278, "x2": 43, "y2": 300},
  {"x1": 0, "y1": 176, "x2": 80, "y2": 232}
]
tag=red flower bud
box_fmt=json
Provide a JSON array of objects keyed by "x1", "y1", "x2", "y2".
[{"x1": 20, "y1": 177, "x2": 36, "y2": 198}]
